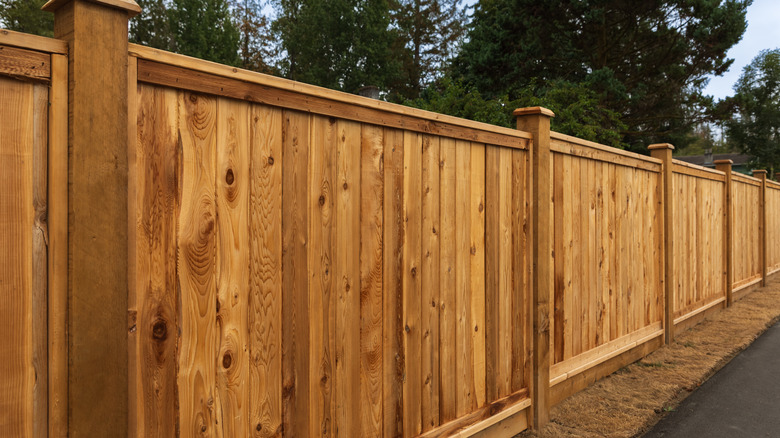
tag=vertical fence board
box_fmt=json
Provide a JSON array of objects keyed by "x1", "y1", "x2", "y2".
[
  {"x1": 360, "y1": 124, "x2": 385, "y2": 436},
  {"x1": 335, "y1": 119, "x2": 362, "y2": 437},
  {"x1": 382, "y1": 128, "x2": 404, "y2": 438},
  {"x1": 470, "y1": 143, "x2": 487, "y2": 409},
  {"x1": 309, "y1": 114, "x2": 336, "y2": 438},
  {"x1": 438, "y1": 137, "x2": 458, "y2": 423},
  {"x1": 177, "y1": 91, "x2": 218, "y2": 437},
  {"x1": 402, "y1": 131, "x2": 423, "y2": 437},
  {"x1": 0, "y1": 77, "x2": 34, "y2": 438},
  {"x1": 511, "y1": 149, "x2": 530, "y2": 393},
  {"x1": 134, "y1": 85, "x2": 179, "y2": 437},
  {"x1": 215, "y1": 98, "x2": 250, "y2": 438},
  {"x1": 281, "y1": 110, "x2": 310, "y2": 437},
  {"x1": 420, "y1": 135, "x2": 440, "y2": 431},
  {"x1": 455, "y1": 139, "x2": 473, "y2": 417},
  {"x1": 249, "y1": 104, "x2": 283, "y2": 437}
]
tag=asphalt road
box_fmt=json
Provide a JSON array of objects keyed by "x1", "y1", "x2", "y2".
[{"x1": 644, "y1": 320, "x2": 780, "y2": 437}]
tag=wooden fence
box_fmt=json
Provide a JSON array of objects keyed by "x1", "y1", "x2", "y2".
[
  {"x1": 0, "y1": 30, "x2": 67, "y2": 438},
  {"x1": 2, "y1": 1, "x2": 780, "y2": 436}
]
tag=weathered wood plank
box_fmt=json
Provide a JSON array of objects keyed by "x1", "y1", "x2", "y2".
[
  {"x1": 249, "y1": 104, "x2": 283, "y2": 437},
  {"x1": 421, "y1": 135, "x2": 440, "y2": 431},
  {"x1": 0, "y1": 77, "x2": 34, "y2": 438},
  {"x1": 0, "y1": 29, "x2": 68, "y2": 54},
  {"x1": 215, "y1": 98, "x2": 250, "y2": 438},
  {"x1": 177, "y1": 91, "x2": 218, "y2": 437},
  {"x1": 335, "y1": 119, "x2": 361, "y2": 437},
  {"x1": 31, "y1": 82, "x2": 48, "y2": 438},
  {"x1": 281, "y1": 110, "x2": 310, "y2": 437},
  {"x1": 485, "y1": 146, "x2": 501, "y2": 400},
  {"x1": 382, "y1": 127, "x2": 404, "y2": 438},
  {"x1": 0, "y1": 45, "x2": 50, "y2": 80},
  {"x1": 134, "y1": 84, "x2": 179, "y2": 437},
  {"x1": 360, "y1": 124, "x2": 385, "y2": 436}
]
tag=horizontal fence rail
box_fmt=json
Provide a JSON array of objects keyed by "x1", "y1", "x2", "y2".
[{"x1": 2, "y1": 2, "x2": 780, "y2": 435}]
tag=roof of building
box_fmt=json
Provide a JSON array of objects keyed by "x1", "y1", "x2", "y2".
[{"x1": 675, "y1": 152, "x2": 752, "y2": 167}]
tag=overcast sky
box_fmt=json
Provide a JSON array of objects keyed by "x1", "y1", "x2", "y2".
[{"x1": 703, "y1": 0, "x2": 780, "y2": 100}]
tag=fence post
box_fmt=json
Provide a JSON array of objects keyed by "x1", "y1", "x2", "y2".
[
  {"x1": 41, "y1": 0, "x2": 140, "y2": 436},
  {"x1": 514, "y1": 106, "x2": 554, "y2": 430},
  {"x1": 753, "y1": 170, "x2": 767, "y2": 286},
  {"x1": 649, "y1": 143, "x2": 675, "y2": 344},
  {"x1": 715, "y1": 160, "x2": 734, "y2": 306}
]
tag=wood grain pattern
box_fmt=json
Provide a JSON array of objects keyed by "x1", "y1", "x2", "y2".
[
  {"x1": 215, "y1": 98, "x2": 250, "y2": 437},
  {"x1": 511, "y1": 149, "x2": 531, "y2": 394},
  {"x1": 470, "y1": 142, "x2": 487, "y2": 409},
  {"x1": 360, "y1": 124, "x2": 384, "y2": 436},
  {"x1": 455, "y1": 139, "x2": 473, "y2": 417},
  {"x1": 439, "y1": 137, "x2": 458, "y2": 423},
  {"x1": 47, "y1": 53, "x2": 68, "y2": 438},
  {"x1": 421, "y1": 134, "x2": 440, "y2": 431},
  {"x1": 177, "y1": 91, "x2": 218, "y2": 438},
  {"x1": 334, "y1": 119, "x2": 361, "y2": 437},
  {"x1": 308, "y1": 114, "x2": 336, "y2": 438},
  {"x1": 31, "y1": 82, "x2": 48, "y2": 438},
  {"x1": 0, "y1": 77, "x2": 34, "y2": 438},
  {"x1": 402, "y1": 131, "x2": 423, "y2": 437},
  {"x1": 134, "y1": 84, "x2": 179, "y2": 437},
  {"x1": 136, "y1": 59, "x2": 529, "y2": 150},
  {"x1": 382, "y1": 128, "x2": 404, "y2": 438},
  {"x1": 249, "y1": 104, "x2": 283, "y2": 437},
  {"x1": 0, "y1": 45, "x2": 50, "y2": 80},
  {"x1": 281, "y1": 110, "x2": 310, "y2": 437}
]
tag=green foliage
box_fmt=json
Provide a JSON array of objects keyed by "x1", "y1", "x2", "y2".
[
  {"x1": 233, "y1": 0, "x2": 275, "y2": 74},
  {"x1": 406, "y1": 77, "x2": 627, "y2": 148},
  {"x1": 405, "y1": 77, "x2": 519, "y2": 127},
  {"x1": 453, "y1": 0, "x2": 751, "y2": 152},
  {"x1": 130, "y1": 0, "x2": 175, "y2": 51},
  {"x1": 273, "y1": 0, "x2": 399, "y2": 93},
  {"x1": 170, "y1": 0, "x2": 240, "y2": 65},
  {"x1": 516, "y1": 79, "x2": 627, "y2": 148},
  {"x1": 724, "y1": 49, "x2": 780, "y2": 173},
  {"x1": 390, "y1": 0, "x2": 466, "y2": 99},
  {"x1": 0, "y1": 0, "x2": 53, "y2": 37}
]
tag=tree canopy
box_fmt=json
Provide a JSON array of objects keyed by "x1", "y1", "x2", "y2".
[
  {"x1": 724, "y1": 49, "x2": 780, "y2": 173},
  {"x1": 0, "y1": 0, "x2": 52, "y2": 37},
  {"x1": 454, "y1": 0, "x2": 751, "y2": 151}
]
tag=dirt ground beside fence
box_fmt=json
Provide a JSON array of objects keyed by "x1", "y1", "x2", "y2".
[{"x1": 518, "y1": 274, "x2": 780, "y2": 438}]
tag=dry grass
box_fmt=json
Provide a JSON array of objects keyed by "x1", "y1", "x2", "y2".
[{"x1": 519, "y1": 274, "x2": 780, "y2": 438}]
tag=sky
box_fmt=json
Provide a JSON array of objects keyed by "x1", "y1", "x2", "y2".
[{"x1": 703, "y1": 0, "x2": 780, "y2": 100}]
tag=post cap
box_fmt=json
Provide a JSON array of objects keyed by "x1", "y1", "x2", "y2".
[
  {"x1": 43, "y1": 0, "x2": 141, "y2": 16},
  {"x1": 513, "y1": 106, "x2": 555, "y2": 118},
  {"x1": 713, "y1": 159, "x2": 733, "y2": 165},
  {"x1": 648, "y1": 143, "x2": 675, "y2": 151},
  {"x1": 752, "y1": 169, "x2": 768, "y2": 175}
]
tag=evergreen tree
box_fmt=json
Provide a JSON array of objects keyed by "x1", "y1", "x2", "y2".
[
  {"x1": 390, "y1": 0, "x2": 466, "y2": 99},
  {"x1": 725, "y1": 49, "x2": 780, "y2": 173},
  {"x1": 0, "y1": 0, "x2": 53, "y2": 37},
  {"x1": 170, "y1": 0, "x2": 240, "y2": 65},
  {"x1": 454, "y1": 0, "x2": 751, "y2": 151},
  {"x1": 130, "y1": 0, "x2": 175, "y2": 51},
  {"x1": 232, "y1": 0, "x2": 276, "y2": 74},
  {"x1": 273, "y1": 0, "x2": 400, "y2": 94}
]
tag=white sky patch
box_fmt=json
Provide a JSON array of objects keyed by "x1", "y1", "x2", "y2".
[{"x1": 703, "y1": 0, "x2": 780, "y2": 100}]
